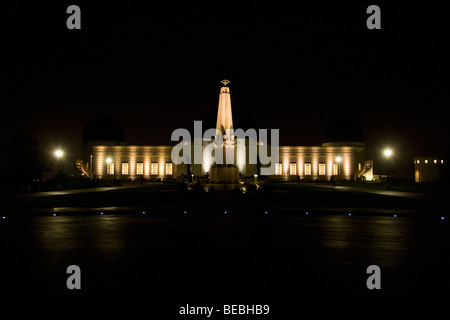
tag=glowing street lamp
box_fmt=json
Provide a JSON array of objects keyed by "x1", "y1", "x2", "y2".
[
  {"x1": 383, "y1": 148, "x2": 393, "y2": 189},
  {"x1": 54, "y1": 149, "x2": 63, "y2": 189},
  {"x1": 384, "y1": 149, "x2": 393, "y2": 158}
]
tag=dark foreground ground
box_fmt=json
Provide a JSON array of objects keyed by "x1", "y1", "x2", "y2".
[{"x1": 0, "y1": 182, "x2": 449, "y2": 303}]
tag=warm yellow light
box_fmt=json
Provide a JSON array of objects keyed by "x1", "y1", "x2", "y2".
[
  {"x1": 319, "y1": 163, "x2": 326, "y2": 175},
  {"x1": 335, "y1": 156, "x2": 342, "y2": 163},
  {"x1": 275, "y1": 163, "x2": 282, "y2": 175},
  {"x1": 122, "y1": 162, "x2": 129, "y2": 175},
  {"x1": 136, "y1": 162, "x2": 144, "y2": 175},
  {"x1": 106, "y1": 157, "x2": 112, "y2": 164},
  {"x1": 304, "y1": 163, "x2": 311, "y2": 175},
  {"x1": 425, "y1": 159, "x2": 428, "y2": 164},
  {"x1": 166, "y1": 163, "x2": 173, "y2": 175},
  {"x1": 55, "y1": 150, "x2": 63, "y2": 158},
  {"x1": 384, "y1": 149, "x2": 393, "y2": 157},
  {"x1": 290, "y1": 163, "x2": 297, "y2": 175},
  {"x1": 151, "y1": 162, "x2": 158, "y2": 175}
]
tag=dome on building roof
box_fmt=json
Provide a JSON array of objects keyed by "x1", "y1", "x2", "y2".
[
  {"x1": 82, "y1": 115, "x2": 125, "y2": 143},
  {"x1": 323, "y1": 115, "x2": 364, "y2": 145}
]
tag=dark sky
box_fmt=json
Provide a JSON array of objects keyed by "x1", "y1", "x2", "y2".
[{"x1": 3, "y1": 2, "x2": 450, "y2": 178}]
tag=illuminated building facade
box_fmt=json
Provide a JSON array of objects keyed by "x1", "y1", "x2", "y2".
[
  {"x1": 414, "y1": 156, "x2": 445, "y2": 182},
  {"x1": 81, "y1": 82, "x2": 370, "y2": 182}
]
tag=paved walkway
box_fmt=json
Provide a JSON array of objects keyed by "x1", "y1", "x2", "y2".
[
  {"x1": 7, "y1": 184, "x2": 148, "y2": 198},
  {"x1": 313, "y1": 183, "x2": 431, "y2": 199}
]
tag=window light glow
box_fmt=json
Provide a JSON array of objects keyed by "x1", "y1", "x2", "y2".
[
  {"x1": 304, "y1": 163, "x2": 311, "y2": 176},
  {"x1": 166, "y1": 162, "x2": 173, "y2": 175},
  {"x1": 122, "y1": 162, "x2": 129, "y2": 175},
  {"x1": 107, "y1": 162, "x2": 114, "y2": 175},
  {"x1": 275, "y1": 163, "x2": 282, "y2": 175},
  {"x1": 333, "y1": 163, "x2": 339, "y2": 176},
  {"x1": 151, "y1": 162, "x2": 158, "y2": 175},
  {"x1": 290, "y1": 163, "x2": 297, "y2": 175},
  {"x1": 136, "y1": 162, "x2": 144, "y2": 175},
  {"x1": 319, "y1": 163, "x2": 326, "y2": 175}
]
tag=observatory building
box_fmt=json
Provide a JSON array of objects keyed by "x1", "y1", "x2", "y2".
[{"x1": 80, "y1": 81, "x2": 371, "y2": 182}]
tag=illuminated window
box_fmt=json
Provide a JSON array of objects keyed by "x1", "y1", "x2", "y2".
[
  {"x1": 333, "y1": 163, "x2": 339, "y2": 176},
  {"x1": 358, "y1": 163, "x2": 362, "y2": 171},
  {"x1": 275, "y1": 163, "x2": 282, "y2": 175},
  {"x1": 107, "y1": 163, "x2": 114, "y2": 175},
  {"x1": 425, "y1": 160, "x2": 428, "y2": 164},
  {"x1": 417, "y1": 160, "x2": 420, "y2": 164},
  {"x1": 122, "y1": 162, "x2": 129, "y2": 175},
  {"x1": 304, "y1": 163, "x2": 311, "y2": 176},
  {"x1": 151, "y1": 162, "x2": 158, "y2": 175},
  {"x1": 442, "y1": 160, "x2": 444, "y2": 164},
  {"x1": 319, "y1": 163, "x2": 326, "y2": 175},
  {"x1": 136, "y1": 162, "x2": 144, "y2": 175},
  {"x1": 166, "y1": 163, "x2": 173, "y2": 175},
  {"x1": 290, "y1": 163, "x2": 297, "y2": 175},
  {"x1": 434, "y1": 159, "x2": 437, "y2": 164}
]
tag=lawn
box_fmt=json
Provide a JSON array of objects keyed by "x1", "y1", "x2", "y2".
[{"x1": 1, "y1": 181, "x2": 448, "y2": 216}]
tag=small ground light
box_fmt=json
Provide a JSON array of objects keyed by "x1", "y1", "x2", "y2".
[
  {"x1": 184, "y1": 211, "x2": 187, "y2": 214},
  {"x1": 442, "y1": 217, "x2": 445, "y2": 220},
  {"x1": 265, "y1": 211, "x2": 268, "y2": 215},
  {"x1": 306, "y1": 212, "x2": 309, "y2": 215},
  {"x1": 2, "y1": 216, "x2": 5, "y2": 219},
  {"x1": 224, "y1": 211, "x2": 227, "y2": 214},
  {"x1": 100, "y1": 212, "x2": 104, "y2": 215},
  {"x1": 142, "y1": 211, "x2": 146, "y2": 214},
  {"x1": 394, "y1": 214, "x2": 397, "y2": 218},
  {"x1": 53, "y1": 214, "x2": 56, "y2": 217},
  {"x1": 348, "y1": 213, "x2": 352, "y2": 216}
]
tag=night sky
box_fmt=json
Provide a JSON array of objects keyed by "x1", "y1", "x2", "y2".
[{"x1": 3, "y1": 2, "x2": 450, "y2": 179}]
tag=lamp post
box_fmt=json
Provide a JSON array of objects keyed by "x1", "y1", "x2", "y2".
[
  {"x1": 384, "y1": 149, "x2": 392, "y2": 190},
  {"x1": 105, "y1": 157, "x2": 113, "y2": 184},
  {"x1": 335, "y1": 156, "x2": 342, "y2": 181},
  {"x1": 54, "y1": 149, "x2": 63, "y2": 189},
  {"x1": 90, "y1": 154, "x2": 93, "y2": 180}
]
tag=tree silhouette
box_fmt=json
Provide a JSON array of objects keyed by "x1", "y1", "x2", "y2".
[{"x1": 0, "y1": 132, "x2": 49, "y2": 191}]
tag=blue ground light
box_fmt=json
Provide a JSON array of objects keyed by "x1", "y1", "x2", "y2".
[{"x1": 1, "y1": 183, "x2": 450, "y2": 299}]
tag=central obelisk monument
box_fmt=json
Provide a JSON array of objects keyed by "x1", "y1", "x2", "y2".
[
  {"x1": 216, "y1": 79, "x2": 233, "y2": 137},
  {"x1": 210, "y1": 79, "x2": 239, "y2": 186}
]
